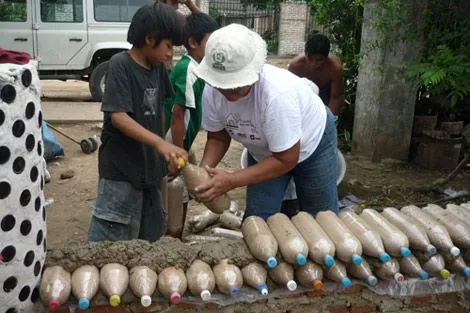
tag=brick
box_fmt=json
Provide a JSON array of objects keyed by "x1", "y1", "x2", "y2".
[
  {"x1": 350, "y1": 305, "x2": 376, "y2": 313},
  {"x1": 435, "y1": 292, "x2": 458, "y2": 302},
  {"x1": 306, "y1": 289, "x2": 328, "y2": 297},
  {"x1": 328, "y1": 306, "x2": 349, "y2": 313},
  {"x1": 411, "y1": 295, "x2": 435, "y2": 307},
  {"x1": 449, "y1": 307, "x2": 467, "y2": 313}
]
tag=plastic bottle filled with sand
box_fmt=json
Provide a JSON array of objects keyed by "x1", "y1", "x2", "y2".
[
  {"x1": 382, "y1": 207, "x2": 436, "y2": 255},
  {"x1": 186, "y1": 260, "x2": 215, "y2": 301},
  {"x1": 241, "y1": 216, "x2": 278, "y2": 268},
  {"x1": 40, "y1": 266, "x2": 72, "y2": 311},
  {"x1": 339, "y1": 211, "x2": 390, "y2": 263},
  {"x1": 361, "y1": 209, "x2": 411, "y2": 258},
  {"x1": 401, "y1": 205, "x2": 460, "y2": 257},
  {"x1": 292, "y1": 211, "x2": 336, "y2": 267},
  {"x1": 267, "y1": 213, "x2": 308, "y2": 266},
  {"x1": 213, "y1": 259, "x2": 243, "y2": 296},
  {"x1": 165, "y1": 176, "x2": 185, "y2": 238},
  {"x1": 295, "y1": 260, "x2": 324, "y2": 291},
  {"x1": 158, "y1": 267, "x2": 187, "y2": 304},
  {"x1": 346, "y1": 259, "x2": 378, "y2": 286},
  {"x1": 129, "y1": 266, "x2": 158, "y2": 307},
  {"x1": 269, "y1": 261, "x2": 297, "y2": 291},
  {"x1": 446, "y1": 204, "x2": 470, "y2": 226},
  {"x1": 100, "y1": 263, "x2": 129, "y2": 307},
  {"x1": 71, "y1": 265, "x2": 100, "y2": 310},
  {"x1": 316, "y1": 211, "x2": 363, "y2": 265},
  {"x1": 442, "y1": 252, "x2": 470, "y2": 278},
  {"x1": 324, "y1": 260, "x2": 352, "y2": 288},
  {"x1": 368, "y1": 257, "x2": 404, "y2": 283},
  {"x1": 414, "y1": 252, "x2": 450, "y2": 279},
  {"x1": 242, "y1": 262, "x2": 269, "y2": 295},
  {"x1": 178, "y1": 159, "x2": 230, "y2": 213},
  {"x1": 423, "y1": 204, "x2": 470, "y2": 249},
  {"x1": 399, "y1": 254, "x2": 429, "y2": 280}
]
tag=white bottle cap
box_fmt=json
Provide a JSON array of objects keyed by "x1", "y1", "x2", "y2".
[
  {"x1": 450, "y1": 246, "x2": 461, "y2": 257},
  {"x1": 141, "y1": 295, "x2": 152, "y2": 307},
  {"x1": 200, "y1": 290, "x2": 211, "y2": 301},
  {"x1": 287, "y1": 280, "x2": 297, "y2": 291}
]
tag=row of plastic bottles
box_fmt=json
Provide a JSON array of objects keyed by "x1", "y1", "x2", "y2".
[{"x1": 240, "y1": 204, "x2": 470, "y2": 281}]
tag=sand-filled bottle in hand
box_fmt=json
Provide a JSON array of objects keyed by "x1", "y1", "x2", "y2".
[{"x1": 178, "y1": 158, "x2": 230, "y2": 214}]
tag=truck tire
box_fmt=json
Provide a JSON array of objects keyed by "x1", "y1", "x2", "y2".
[{"x1": 89, "y1": 61, "x2": 109, "y2": 102}]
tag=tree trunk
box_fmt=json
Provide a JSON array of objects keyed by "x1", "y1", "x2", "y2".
[{"x1": 352, "y1": 0, "x2": 427, "y2": 162}]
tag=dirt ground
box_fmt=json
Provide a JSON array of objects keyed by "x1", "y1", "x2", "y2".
[{"x1": 41, "y1": 58, "x2": 470, "y2": 248}]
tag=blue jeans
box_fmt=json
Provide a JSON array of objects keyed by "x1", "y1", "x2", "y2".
[
  {"x1": 245, "y1": 111, "x2": 338, "y2": 220},
  {"x1": 88, "y1": 178, "x2": 165, "y2": 242}
]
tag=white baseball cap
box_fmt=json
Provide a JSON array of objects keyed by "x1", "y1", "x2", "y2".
[{"x1": 194, "y1": 23, "x2": 267, "y2": 89}]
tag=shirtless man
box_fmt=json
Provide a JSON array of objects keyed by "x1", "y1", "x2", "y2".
[{"x1": 288, "y1": 33, "x2": 343, "y2": 115}]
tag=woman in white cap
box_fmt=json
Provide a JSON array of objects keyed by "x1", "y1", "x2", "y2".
[{"x1": 193, "y1": 23, "x2": 338, "y2": 219}]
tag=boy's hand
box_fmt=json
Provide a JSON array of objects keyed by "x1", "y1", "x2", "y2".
[{"x1": 156, "y1": 141, "x2": 188, "y2": 174}]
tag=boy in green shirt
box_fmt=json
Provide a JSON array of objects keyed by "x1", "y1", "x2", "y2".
[
  {"x1": 165, "y1": 12, "x2": 218, "y2": 150},
  {"x1": 164, "y1": 12, "x2": 218, "y2": 217}
]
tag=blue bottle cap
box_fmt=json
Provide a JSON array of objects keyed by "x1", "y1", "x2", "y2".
[
  {"x1": 464, "y1": 267, "x2": 470, "y2": 278},
  {"x1": 379, "y1": 252, "x2": 391, "y2": 263},
  {"x1": 296, "y1": 254, "x2": 307, "y2": 266},
  {"x1": 401, "y1": 247, "x2": 411, "y2": 257},
  {"x1": 267, "y1": 256, "x2": 278, "y2": 269},
  {"x1": 367, "y1": 276, "x2": 378, "y2": 286},
  {"x1": 324, "y1": 255, "x2": 335, "y2": 268},
  {"x1": 78, "y1": 298, "x2": 90, "y2": 310},
  {"x1": 341, "y1": 277, "x2": 352, "y2": 288},
  {"x1": 419, "y1": 270, "x2": 429, "y2": 280},
  {"x1": 352, "y1": 254, "x2": 363, "y2": 265},
  {"x1": 229, "y1": 286, "x2": 240, "y2": 296}
]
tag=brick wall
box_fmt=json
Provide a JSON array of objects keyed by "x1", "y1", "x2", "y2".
[{"x1": 278, "y1": 2, "x2": 308, "y2": 56}]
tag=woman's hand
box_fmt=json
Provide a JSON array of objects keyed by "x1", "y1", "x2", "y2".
[{"x1": 194, "y1": 166, "x2": 234, "y2": 202}]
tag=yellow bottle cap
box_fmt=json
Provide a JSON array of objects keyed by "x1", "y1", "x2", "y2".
[
  {"x1": 110, "y1": 295, "x2": 121, "y2": 307},
  {"x1": 177, "y1": 157, "x2": 186, "y2": 169},
  {"x1": 440, "y1": 269, "x2": 450, "y2": 279}
]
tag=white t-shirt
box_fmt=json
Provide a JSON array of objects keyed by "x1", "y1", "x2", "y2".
[{"x1": 202, "y1": 64, "x2": 327, "y2": 163}]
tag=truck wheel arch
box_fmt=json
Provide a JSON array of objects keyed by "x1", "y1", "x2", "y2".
[{"x1": 88, "y1": 47, "x2": 128, "y2": 102}]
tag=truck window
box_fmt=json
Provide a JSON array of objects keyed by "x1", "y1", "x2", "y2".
[
  {"x1": 0, "y1": 0, "x2": 27, "y2": 22},
  {"x1": 41, "y1": 0, "x2": 83, "y2": 23},
  {"x1": 94, "y1": 0, "x2": 153, "y2": 22}
]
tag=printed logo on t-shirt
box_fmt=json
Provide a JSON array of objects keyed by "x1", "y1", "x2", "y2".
[
  {"x1": 143, "y1": 88, "x2": 158, "y2": 116},
  {"x1": 225, "y1": 113, "x2": 239, "y2": 129}
]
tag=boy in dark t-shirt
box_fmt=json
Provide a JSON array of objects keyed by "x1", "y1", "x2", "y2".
[{"x1": 88, "y1": 3, "x2": 188, "y2": 242}]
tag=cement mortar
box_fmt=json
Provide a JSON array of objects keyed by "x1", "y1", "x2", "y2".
[{"x1": 45, "y1": 237, "x2": 255, "y2": 272}]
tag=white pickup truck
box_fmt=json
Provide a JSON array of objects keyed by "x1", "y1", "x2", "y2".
[{"x1": 0, "y1": 0, "x2": 154, "y2": 101}]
